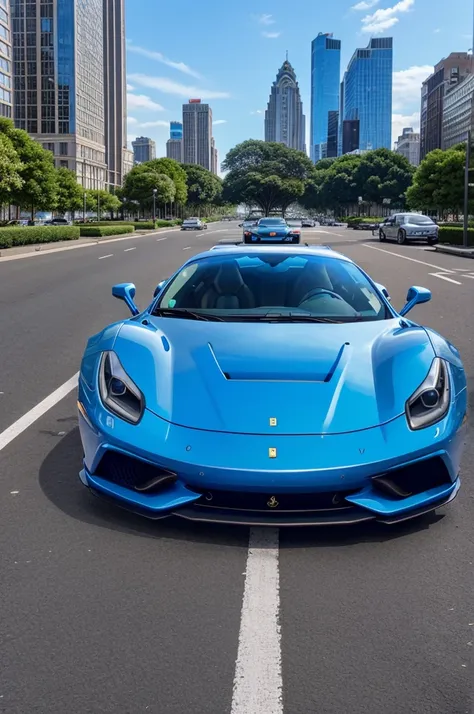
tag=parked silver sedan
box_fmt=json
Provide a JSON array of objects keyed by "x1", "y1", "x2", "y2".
[{"x1": 379, "y1": 213, "x2": 438, "y2": 245}]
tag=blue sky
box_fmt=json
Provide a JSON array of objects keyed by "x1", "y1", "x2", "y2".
[{"x1": 125, "y1": 0, "x2": 473, "y2": 170}]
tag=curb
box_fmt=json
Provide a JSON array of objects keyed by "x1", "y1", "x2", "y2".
[
  {"x1": 435, "y1": 244, "x2": 474, "y2": 259},
  {"x1": 0, "y1": 227, "x2": 181, "y2": 261}
]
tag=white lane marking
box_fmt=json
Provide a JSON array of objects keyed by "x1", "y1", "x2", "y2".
[
  {"x1": 231, "y1": 527, "x2": 282, "y2": 714},
  {"x1": 428, "y1": 272, "x2": 462, "y2": 285},
  {"x1": 463, "y1": 273, "x2": 474, "y2": 279},
  {"x1": 124, "y1": 247, "x2": 136, "y2": 252},
  {"x1": 183, "y1": 246, "x2": 192, "y2": 250},
  {"x1": 156, "y1": 237, "x2": 168, "y2": 242},
  {"x1": 363, "y1": 243, "x2": 456, "y2": 273},
  {"x1": 0, "y1": 373, "x2": 79, "y2": 452},
  {"x1": 98, "y1": 253, "x2": 113, "y2": 260},
  {"x1": 0, "y1": 230, "x2": 179, "y2": 263}
]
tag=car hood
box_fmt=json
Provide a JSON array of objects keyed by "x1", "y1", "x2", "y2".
[{"x1": 113, "y1": 318, "x2": 435, "y2": 435}]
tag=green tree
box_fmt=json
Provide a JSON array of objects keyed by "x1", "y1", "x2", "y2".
[
  {"x1": 407, "y1": 147, "x2": 465, "y2": 215},
  {"x1": 222, "y1": 140, "x2": 313, "y2": 215},
  {"x1": 55, "y1": 168, "x2": 83, "y2": 216},
  {"x1": 0, "y1": 133, "x2": 24, "y2": 207},
  {"x1": 123, "y1": 169, "x2": 176, "y2": 212},
  {"x1": 85, "y1": 189, "x2": 122, "y2": 218},
  {"x1": 0, "y1": 118, "x2": 58, "y2": 217},
  {"x1": 181, "y1": 163, "x2": 222, "y2": 209},
  {"x1": 133, "y1": 158, "x2": 188, "y2": 204}
]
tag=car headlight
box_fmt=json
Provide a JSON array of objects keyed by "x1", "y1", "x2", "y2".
[
  {"x1": 98, "y1": 351, "x2": 144, "y2": 424},
  {"x1": 406, "y1": 358, "x2": 450, "y2": 430}
]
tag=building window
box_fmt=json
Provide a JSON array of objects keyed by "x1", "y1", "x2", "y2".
[
  {"x1": 59, "y1": 142, "x2": 68, "y2": 155},
  {"x1": 59, "y1": 159, "x2": 68, "y2": 168}
]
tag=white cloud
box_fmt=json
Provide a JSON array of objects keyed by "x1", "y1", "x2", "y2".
[
  {"x1": 262, "y1": 31, "x2": 281, "y2": 38},
  {"x1": 256, "y1": 13, "x2": 275, "y2": 25},
  {"x1": 127, "y1": 83, "x2": 134, "y2": 91},
  {"x1": 127, "y1": 116, "x2": 138, "y2": 125},
  {"x1": 361, "y1": 0, "x2": 414, "y2": 33},
  {"x1": 392, "y1": 112, "x2": 420, "y2": 143},
  {"x1": 352, "y1": 0, "x2": 379, "y2": 10},
  {"x1": 128, "y1": 74, "x2": 231, "y2": 99},
  {"x1": 137, "y1": 120, "x2": 170, "y2": 128},
  {"x1": 127, "y1": 41, "x2": 202, "y2": 79},
  {"x1": 392, "y1": 64, "x2": 432, "y2": 110},
  {"x1": 127, "y1": 93, "x2": 165, "y2": 112},
  {"x1": 213, "y1": 119, "x2": 227, "y2": 125},
  {"x1": 250, "y1": 110, "x2": 263, "y2": 115}
]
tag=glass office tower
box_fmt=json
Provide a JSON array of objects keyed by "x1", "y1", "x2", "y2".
[
  {"x1": 341, "y1": 37, "x2": 393, "y2": 152},
  {"x1": 310, "y1": 33, "x2": 341, "y2": 162},
  {"x1": 0, "y1": 0, "x2": 12, "y2": 118}
]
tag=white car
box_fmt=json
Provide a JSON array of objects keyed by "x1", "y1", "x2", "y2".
[{"x1": 181, "y1": 217, "x2": 207, "y2": 231}]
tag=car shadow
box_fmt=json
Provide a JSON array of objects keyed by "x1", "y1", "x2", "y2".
[{"x1": 39, "y1": 423, "x2": 446, "y2": 549}]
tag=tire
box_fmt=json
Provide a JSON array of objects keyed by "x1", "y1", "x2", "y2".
[
  {"x1": 397, "y1": 229, "x2": 407, "y2": 245},
  {"x1": 379, "y1": 229, "x2": 386, "y2": 242}
]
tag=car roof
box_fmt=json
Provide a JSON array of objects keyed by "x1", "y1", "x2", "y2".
[{"x1": 189, "y1": 244, "x2": 353, "y2": 264}]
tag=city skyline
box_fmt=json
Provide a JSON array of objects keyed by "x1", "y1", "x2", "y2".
[
  {"x1": 264, "y1": 58, "x2": 306, "y2": 152},
  {"x1": 124, "y1": 0, "x2": 472, "y2": 169}
]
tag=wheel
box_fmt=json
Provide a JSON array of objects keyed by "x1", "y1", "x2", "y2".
[
  {"x1": 397, "y1": 229, "x2": 407, "y2": 245},
  {"x1": 379, "y1": 229, "x2": 386, "y2": 242}
]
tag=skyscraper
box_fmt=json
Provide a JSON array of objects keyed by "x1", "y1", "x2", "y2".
[
  {"x1": 103, "y1": 0, "x2": 129, "y2": 189},
  {"x1": 211, "y1": 137, "x2": 218, "y2": 174},
  {"x1": 395, "y1": 127, "x2": 420, "y2": 166},
  {"x1": 0, "y1": 0, "x2": 12, "y2": 119},
  {"x1": 166, "y1": 120, "x2": 182, "y2": 161},
  {"x1": 182, "y1": 99, "x2": 213, "y2": 170},
  {"x1": 132, "y1": 136, "x2": 155, "y2": 163},
  {"x1": 170, "y1": 121, "x2": 183, "y2": 140},
  {"x1": 340, "y1": 38, "x2": 393, "y2": 153},
  {"x1": 420, "y1": 53, "x2": 472, "y2": 160},
  {"x1": 11, "y1": 0, "x2": 107, "y2": 189},
  {"x1": 310, "y1": 33, "x2": 340, "y2": 162},
  {"x1": 265, "y1": 57, "x2": 306, "y2": 152}
]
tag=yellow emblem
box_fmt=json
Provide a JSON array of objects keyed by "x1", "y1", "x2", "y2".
[
  {"x1": 269, "y1": 417, "x2": 277, "y2": 427},
  {"x1": 267, "y1": 496, "x2": 279, "y2": 508},
  {"x1": 269, "y1": 447, "x2": 277, "y2": 458}
]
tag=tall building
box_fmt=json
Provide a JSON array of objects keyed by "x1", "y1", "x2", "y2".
[
  {"x1": 310, "y1": 33, "x2": 341, "y2": 163},
  {"x1": 182, "y1": 99, "x2": 213, "y2": 170},
  {"x1": 443, "y1": 73, "x2": 474, "y2": 149},
  {"x1": 395, "y1": 127, "x2": 420, "y2": 166},
  {"x1": 166, "y1": 139, "x2": 182, "y2": 161},
  {"x1": 211, "y1": 136, "x2": 218, "y2": 174},
  {"x1": 420, "y1": 53, "x2": 473, "y2": 160},
  {"x1": 340, "y1": 38, "x2": 393, "y2": 153},
  {"x1": 103, "y1": 0, "x2": 128, "y2": 189},
  {"x1": 11, "y1": 0, "x2": 107, "y2": 189},
  {"x1": 265, "y1": 57, "x2": 306, "y2": 152},
  {"x1": 0, "y1": 0, "x2": 12, "y2": 118},
  {"x1": 132, "y1": 136, "x2": 155, "y2": 163},
  {"x1": 170, "y1": 120, "x2": 183, "y2": 140},
  {"x1": 342, "y1": 119, "x2": 360, "y2": 154}
]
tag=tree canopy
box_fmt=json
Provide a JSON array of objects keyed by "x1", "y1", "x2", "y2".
[
  {"x1": 0, "y1": 132, "x2": 24, "y2": 206},
  {"x1": 122, "y1": 158, "x2": 187, "y2": 209},
  {"x1": 55, "y1": 168, "x2": 84, "y2": 215},
  {"x1": 181, "y1": 163, "x2": 223, "y2": 208},
  {"x1": 407, "y1": 146, "x2": 466, "y2": 214},
  {"x1": 222, "y1": 140, "x2": 313, "y2": 215}
]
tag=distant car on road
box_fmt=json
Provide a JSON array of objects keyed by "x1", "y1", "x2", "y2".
[
  {"x1": 181, "y1": 217, "x2": 207, "y2": 231},
  {"x1": 44, "y1": 217, "x2": 71, "y2": 226},
  {"x1": 301, "y1": 219, "x2": 316, "y2": 228},
  {"x1": 243, "y1": 217, "x2": 301, "y2": 244},
  {"x1": 379, "y1": 214, "x2": 439, "y2": 245}
]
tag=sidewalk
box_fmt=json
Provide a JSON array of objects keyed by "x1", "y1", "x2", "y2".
[
  {"x1": 0, "y1": 226, "x2": 179, "y2": 260},
  {"x1": 435, "y1": 244, "x2": 474, "y2": 259}
]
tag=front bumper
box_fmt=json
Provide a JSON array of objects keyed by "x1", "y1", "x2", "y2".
[{"x1": 77, "y1": 387, "x2": 466, "y2": 526}]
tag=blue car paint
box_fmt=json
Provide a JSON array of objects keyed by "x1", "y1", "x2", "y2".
[
  {"x1": 245, "y1": 221, "x2": 299, "y2": 244},
  {"x1": 77, "y1": 246, "x2": 468, "y2": 526}
]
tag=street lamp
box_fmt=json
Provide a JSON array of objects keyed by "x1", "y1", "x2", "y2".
[
  {"x1": 152, "y1": 188, "x2": 157, "y2": 223},
  {"x1": 83, "y1": 192, "x2": 87, "y2": 223}
]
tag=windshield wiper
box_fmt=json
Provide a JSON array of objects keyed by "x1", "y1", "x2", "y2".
[{"x1": 152, "y1": 308, "x2": 224, "y2": 321}]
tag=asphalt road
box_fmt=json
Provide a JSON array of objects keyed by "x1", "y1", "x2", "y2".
[{"x1": 0, "y1": 223, "x2": 472, "y2": 714}]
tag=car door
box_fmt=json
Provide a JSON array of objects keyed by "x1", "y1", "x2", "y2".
[{"x1": 384, "y1": 216, "x2": 397, "y2": 239}]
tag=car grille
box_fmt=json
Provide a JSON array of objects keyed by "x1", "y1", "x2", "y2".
[
  {"x1": 95, "y1": 451, "x2": 177, "y2": 493},
  {"x1": 372, "y1": 456, "x2": 450, "y2": 499},
  {"x1": 192, "y1": 489, "x2": 358, "y2": 514}
]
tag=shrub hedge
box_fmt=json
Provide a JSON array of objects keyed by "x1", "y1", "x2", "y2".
[
  {"x1": 79, "y1": 225, "x2": 135, "y2": 237},
  {"x1": 0, "y1": 225, "x2": 80, "y2": 249},
  {"x1": 438, "y1": 226, "x2": 474, "y2": 246}
]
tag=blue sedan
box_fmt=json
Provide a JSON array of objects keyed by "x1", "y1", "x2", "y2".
[
  {"x1": 77, "y1": 246, "x2": 467, "y2": 526},
  {"x1": 243, "y1": 217, "x2": 301, "y2": 244}
]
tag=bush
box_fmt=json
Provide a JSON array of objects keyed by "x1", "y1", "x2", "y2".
[
  {"x1": 79, "y1": 225, "x2": 135, "y2": 237},
  {"x1": 0, "y1": 225, "x2": 80, "y2": 249},
  {"x1": 438, "y1": 226, "x2": 474, "y2": 246}
]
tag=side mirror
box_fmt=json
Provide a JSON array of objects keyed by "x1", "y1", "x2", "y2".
[
  {"x1": 399, "y1": 286, "x2": 431, "y2": 317},
  {"x1": 375, "y1": 283, "x2": 391, "y2": 302},
  {"x1": 112, "y1": 282, "x2": 139, "y2": 316},
  {"x1": 153, "y1": 279, "x2": 167, "y2": 298}
]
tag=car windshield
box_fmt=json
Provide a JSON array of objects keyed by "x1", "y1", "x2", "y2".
[
  {"x1": 154, "y1": 252, "x2": 390, "y2": 323},
  {"x1": 404, "y1": 215, "x2": 434, "y2": 225},
  {"x1": 258, "y1": 218, "x2": 286, "y2": 226}
]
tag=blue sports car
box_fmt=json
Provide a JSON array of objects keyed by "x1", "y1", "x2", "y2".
[
  {"x1": 77, "y1": 245, "x2": 467, "y2": 526},
  {"x1": 243, "y1": 217, "x2": 301, "y2": 244}
]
